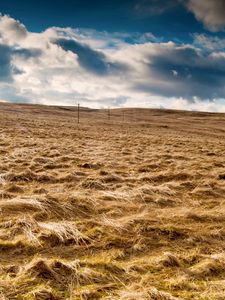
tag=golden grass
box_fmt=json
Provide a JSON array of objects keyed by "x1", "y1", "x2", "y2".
[{"x1": 0, "y1": 103, "x2": 225, "y2": 299}]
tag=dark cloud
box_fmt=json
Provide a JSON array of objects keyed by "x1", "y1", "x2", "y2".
[
  {"x1": 54, "y1": 38, "x2": 127, "y2": 76},
  {"x1": 13, "y1": 48, "x2": 42, "y2": 58},
  {"x1": 187, "y1": 0, "x2": 225, "y2": 32},
  {"x1": 0, "y1": 44, "x2": 12, "y2": 81},
  {"x1": 0, "y1": 43, "x2": 42, "y2": 82},
  {"x1": 135, "y1": 45, "x2": 225, "y2": 100}
]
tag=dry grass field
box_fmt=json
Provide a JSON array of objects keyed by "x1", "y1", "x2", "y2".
[{"x1": 0, "y1": 102, "x2": 225, "y2": 300}]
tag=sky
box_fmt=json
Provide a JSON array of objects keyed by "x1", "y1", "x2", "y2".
[{"x1": 1, "y1": 0, "x2": 225, "y2": 111}]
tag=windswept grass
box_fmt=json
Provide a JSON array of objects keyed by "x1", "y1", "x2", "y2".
[{"x1": 0, "y1": 103, "x2": 225, "y2": 299}]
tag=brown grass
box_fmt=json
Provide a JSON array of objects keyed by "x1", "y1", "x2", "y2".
[{"x1": 0, "y1": 103, "x2": 225, "y2": 299}]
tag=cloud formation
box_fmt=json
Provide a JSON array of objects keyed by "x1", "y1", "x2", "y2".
[
  {"x1": 141, "y1": 44, "x2": 225, "y2": 99},
  {"x1": 193, "y1": 34, "x2": 225, "y2": 51},
  {"x1": 187, "y1": 0, "x2": 225, "y2": 32},
  {"x1": 54, "y1": 38, "x2": 127, "y2": 75},
  {"x1": 0, "y1": 14, "x2": 27, "y2": 44},
  {"x1": 0, "y1": 14, "x2": 225, "y2": 112}
]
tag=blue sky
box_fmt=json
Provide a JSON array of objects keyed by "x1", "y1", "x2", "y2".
[
  {"x1": 1, "y1": 0, "x2": 225, "y2": 111},
  {"x1": 0, "y1": 0, "x2": 215, "y2": 41}
]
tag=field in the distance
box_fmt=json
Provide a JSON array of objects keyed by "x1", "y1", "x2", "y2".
[{"x1": 0, "y1": 103, "x2": 225, "y2": 300}]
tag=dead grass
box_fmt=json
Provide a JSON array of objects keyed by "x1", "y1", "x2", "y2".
[{"x1": 0, "y1": 103, "x2": 225, "y2": 299}]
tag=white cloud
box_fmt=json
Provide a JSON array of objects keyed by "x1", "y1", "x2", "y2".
[{"x1": 0, "y1": 14, "x2": 27, "y2": 45}]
